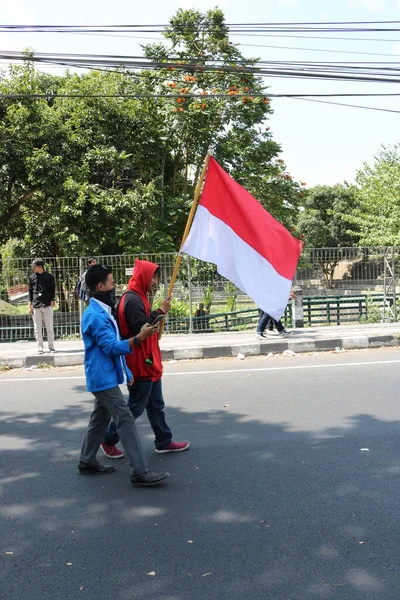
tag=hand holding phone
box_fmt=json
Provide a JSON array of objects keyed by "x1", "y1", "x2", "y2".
[{"x1": 151, "y1": 313, "x2": 165, "y2": 326}]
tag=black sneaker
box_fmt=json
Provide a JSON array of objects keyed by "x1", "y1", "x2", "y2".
[
  {"x1": 279, "y1": 329, "x2": 293, "y2": 336},
  {"x1": 256, "y1": 332, "x2": 266, "y2": 339},
  {"x1": 130, "y1": 471, "x2": 170, "y2": 487}
]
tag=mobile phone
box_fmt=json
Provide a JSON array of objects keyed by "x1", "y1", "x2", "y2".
[{"x1": 151, "y1": 314, "x2": 165, "y2": 325}]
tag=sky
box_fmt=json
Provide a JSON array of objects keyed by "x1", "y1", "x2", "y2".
[{"x1": 1, "y1": 0, "x2": 400, "y2": 187}]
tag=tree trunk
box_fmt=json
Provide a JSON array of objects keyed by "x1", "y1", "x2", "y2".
[
  {"x1": 1, "y1": 188, "x2": 38, "y2": 228},
  {"x1": 51, "y1": 239, "x2": 70, "y2": 312}
]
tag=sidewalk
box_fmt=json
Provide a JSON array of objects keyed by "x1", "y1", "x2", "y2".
[{"x1": 1, "y1": 322, "x2": 400, "y2": 368}]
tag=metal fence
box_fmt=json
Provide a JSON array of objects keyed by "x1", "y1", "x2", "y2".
[{"x1": 1, "y1": 247, "x2": 399, "y2": 342}]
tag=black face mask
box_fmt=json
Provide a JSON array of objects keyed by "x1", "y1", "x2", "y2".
[{"x1": 91, "y1": 289, "x2": 116, "y2": 310}]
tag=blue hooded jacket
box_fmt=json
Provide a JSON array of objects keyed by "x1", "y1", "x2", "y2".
[{"x1": 81, "y1": 298, "x2": 133, "y2": 393}]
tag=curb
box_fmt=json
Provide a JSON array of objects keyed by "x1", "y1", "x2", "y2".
[{"x1": 1, "y1": 334, "x2": 398, "y2": 369}]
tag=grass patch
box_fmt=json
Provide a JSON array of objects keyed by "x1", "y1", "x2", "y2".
[{"x1": 58, "y1": 333, "x2": 81, "y2": 341}]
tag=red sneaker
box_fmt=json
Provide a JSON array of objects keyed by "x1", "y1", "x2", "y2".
[
  {"x1": 155, "y1": 441, "x2": 190, "y2": 454},
  {"x1": 100, "y1": 443, "x2": 125, "y2": 459}
]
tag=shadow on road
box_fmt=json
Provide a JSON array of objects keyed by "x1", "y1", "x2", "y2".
[{"x1": 1, "y1": 390, "x2": 400, "y2": 599}]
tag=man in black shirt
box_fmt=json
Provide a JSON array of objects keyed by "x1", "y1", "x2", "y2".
[{"x1": 28, "y1": 259, "x2": 56, "y2": 354}]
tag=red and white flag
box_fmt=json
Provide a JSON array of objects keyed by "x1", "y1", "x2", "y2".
[{"x1": 181, "y1": 157, "x2": 303, "y2": 320}]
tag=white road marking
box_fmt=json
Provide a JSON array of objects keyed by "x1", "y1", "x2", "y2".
[{"x1": 1, "y1": 359, "x2": 400, "y2": 382}]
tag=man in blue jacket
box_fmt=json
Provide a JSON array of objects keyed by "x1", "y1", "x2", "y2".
[{"x1": 78, "y1": 264, "x2": 169, "y2": 487}]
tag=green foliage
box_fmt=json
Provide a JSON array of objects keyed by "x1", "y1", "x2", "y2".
[
  {"x1": 297, "y1": 184, "x2": 359, "y2": 248},
  {"x1": 350, "y1": 145, "x2": 400, "y2": 246},
  {"x1": 224, "y1": 281, "x2": 238, "y2": 312},
  {"x1": 359, "y1": 295, "x2": 382, "y2": 324},
  {"x1": 202, "y1": 285, "x2": 214, "y2": 312},
  {"x1": 152, "y1": 283, "x2": 190, "y2": 318},
  {"x1": 0, "y1": 10, "x2": 303, "y2": 258},
  {"x1": 297, "y1": 184, "x2": 360, "y2": 288}
]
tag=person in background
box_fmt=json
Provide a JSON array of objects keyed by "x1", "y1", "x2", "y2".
[
  {"x1": 28, "y1": 259, "x2": 56, "y2": 354},
  {"x1": 78, "y1": 263, "x2": 169, "y2": 487},
  {"x1": 101, "y1": 259, "x2": 189, "y2": 458},
  {"x1": 194, "y1": 302, "x2": 209, "y2": 331},
  {"x1": 78, "y1": 257, "x2": 97, "y2": 305},
  {"x1": 256, "y1": 292, "x2": 296, "y2": 339}
]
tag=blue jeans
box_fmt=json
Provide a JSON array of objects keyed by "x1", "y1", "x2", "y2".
[
  {"x1": 103, "y1": 379, "x2": 173, "y2": 450},
  {"x1": 257, "y1": 311, "x2": 284, "y2": 333}
]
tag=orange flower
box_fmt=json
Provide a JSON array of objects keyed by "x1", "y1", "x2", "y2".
[
  {"x1": 201, "y1": 102, "x2": 206, "y2": 109},
  {"x1": 179, "y1": 107, "x2": 184, "y2": 112},
  {"x1": 176, "y1": 98, "x2": 182, "y2": 103}
]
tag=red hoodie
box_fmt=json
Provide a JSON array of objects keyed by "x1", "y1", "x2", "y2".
[{"x1": 118, "y1": 259, "x2": 164, "y2": 381}]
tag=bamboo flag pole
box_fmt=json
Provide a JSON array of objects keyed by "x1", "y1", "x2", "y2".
[{"x1": 159, "y1": 151, "x2": 211, "y2": 337}]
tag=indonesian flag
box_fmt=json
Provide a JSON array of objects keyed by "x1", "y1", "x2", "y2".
[{"x1": 181, "y1": 157, "x2": 303, "y2": 320}]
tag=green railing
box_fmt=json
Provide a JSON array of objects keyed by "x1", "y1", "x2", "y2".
[
  {"x1": 168, "y1": 293, "x2": 398, "y2": 332},
  {"x1": 0, "y1": 293, "x2": 397, "y2": 340},
  {"x1": 303, "y1": 293, "x2": 397, "y2": 326}
]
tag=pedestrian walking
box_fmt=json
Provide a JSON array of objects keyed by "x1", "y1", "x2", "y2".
[
  {"x1": 101, "y1": 259, "x2": 189, "y2": 458},
  {"x1": 28, "y1": 259, "x2": 56, "y2": 354},
  {"x1": 78, "y1": 263, "x2": 169, "y2": 487},
  {"x1": 256, "y1": 292, "x2": 296, "y2": 339}
]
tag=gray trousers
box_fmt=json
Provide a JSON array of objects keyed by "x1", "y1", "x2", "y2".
[
  {"x1": 32, "y1": 306, "x2": 55, "y2": 350},
  {"x1": 80, "y1": 386, "x2": 149, "y2": 476}
]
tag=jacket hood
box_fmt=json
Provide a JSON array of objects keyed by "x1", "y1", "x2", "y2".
[{"x1": 127, "y1": 259, "x2": 159, "y2": 298}]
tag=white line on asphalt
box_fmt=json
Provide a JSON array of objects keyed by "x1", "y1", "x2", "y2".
[
  {"x1": 1, "y1": 359, "x2": 400, "y2": 382},
  {"x1": 0, "y1": 376, "x2": 86, "y2": 382}
]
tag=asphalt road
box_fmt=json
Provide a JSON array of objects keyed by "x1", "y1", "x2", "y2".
[{"x1": 1, "y1": 348, "x2": 400, "y2": 600}]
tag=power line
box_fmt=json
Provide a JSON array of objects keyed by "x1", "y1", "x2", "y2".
[
  {"x1": 4, "y1": 51, "x2": 400, "y2": 84},
  {"x1": 1, "y1": 92, "x2": 399, "y2": 98},
  {"x1": 290, "y1": 96, "x2": 400, "y2": 114},
  {"x1": 240, "y1": 42, "x2": 400, "y2": 58},
  {"x1": 0, "y1": 90, "x2": 398, "y2": 115}
]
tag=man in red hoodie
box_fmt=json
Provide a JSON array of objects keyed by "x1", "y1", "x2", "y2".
[{"x1": 101, "y1": 259, "x2": 189, "y2": 457}]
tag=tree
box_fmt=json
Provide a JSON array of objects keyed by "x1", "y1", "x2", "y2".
[
  {"x1": 350, "y1": 145, "x2": 400, "y2": 246},
  {"x1": 0, "y1": 63, "x2": 166, "y2": 256},
  {"x1": 297, "y1": 185, "x2": 359, "y2": 288},
  {"x1": 0, "y1": 9, "x2": 303, "y2": 260},
  {"x1": 143, "y1": 8, "x2": 302, "y2": 239}
]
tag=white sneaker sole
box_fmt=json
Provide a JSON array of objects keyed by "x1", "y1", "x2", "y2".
[
  {"x1": 155, "y1": 443, "x2": 190, "y2": 454},
  {"x1": 100, "y1": 446, "x2": 125, "y2": 459}
]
